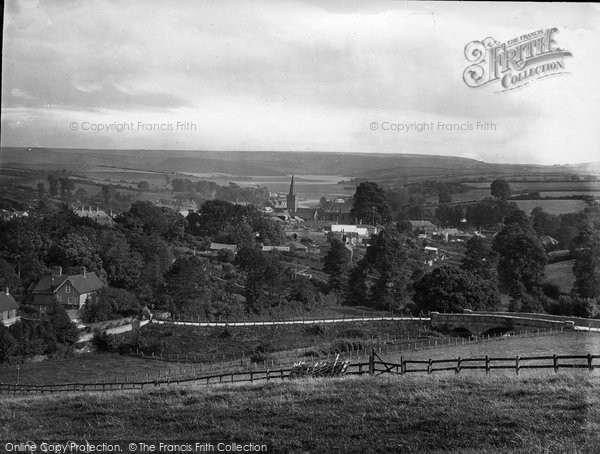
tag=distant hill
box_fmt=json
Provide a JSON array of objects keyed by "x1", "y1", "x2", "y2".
[{"x1": 1, "y1": 147, "x2": 596, "y2": 181}]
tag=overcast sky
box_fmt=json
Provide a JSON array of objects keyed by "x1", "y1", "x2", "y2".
[{"x1": 2, "y1": 0, "x2": 599, "y2": 165}]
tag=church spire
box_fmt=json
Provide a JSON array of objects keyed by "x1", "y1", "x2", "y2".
[{"x1": 288, "y1": 174, "x2": 295, "y2": 196}]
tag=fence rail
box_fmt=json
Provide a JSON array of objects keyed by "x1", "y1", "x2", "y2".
[
  {"x1": 153, "y1": 314, "x2": 429, "y2": 327},
  {"x1": 125, "y1": 326, "x2": 567, "y2": 370},
  {"x1": 2, "y1": 350, "x2": 597, "y2": 396}
]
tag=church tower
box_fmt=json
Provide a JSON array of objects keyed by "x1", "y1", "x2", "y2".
[{"x1": 286, "y1": 175, "x2": 298, "y2": 215}]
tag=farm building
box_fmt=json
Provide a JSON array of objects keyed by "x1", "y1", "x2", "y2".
[{"x1": 0, "y1": 288, "x2": 19, "y2": 327}]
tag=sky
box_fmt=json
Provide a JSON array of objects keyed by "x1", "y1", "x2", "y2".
[{"x1": 2, "y1": 0, "x2": 600, "y2": 165}]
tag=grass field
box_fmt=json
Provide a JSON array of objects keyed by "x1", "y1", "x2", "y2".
[
  {"x1": 1, "y1": 372, "x2": 599, "y2": 452},
  {"x1": 514, "y1": 199, "x2": 588, "y2": 215},
  {"x1": 545, "y1": 259, "x2": 576, "y2": 293},
  {"x1": 391, "y1": 331, "x2": 600, "y2": 364},
  {"x1": 0, "y1": 354, "x2": 200, "y2": 386}
]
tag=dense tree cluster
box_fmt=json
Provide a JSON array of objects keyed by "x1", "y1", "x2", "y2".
[
  {"x1": 171, "y1": 179, "x2": 270, "y2": 205},
  {"x1": 346, "y1": 226, "x2": 424, "y2": 311},
  {"x1": 413, "y1": 266, "x2": 501, "y2": 313},
  {"x1": 0, "y1": 194, "x2": 320, "y2": 363}
]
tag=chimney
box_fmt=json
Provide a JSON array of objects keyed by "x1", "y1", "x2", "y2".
[
  {"x1": 4, "y1": 287, "x2": 8, "y2": 296},
  {"x1": 82, "y1": 266, "x2": 87, "y2": 278},
  {"x1": 51, "y1": 266, "x2": 62, "y2": 277}
]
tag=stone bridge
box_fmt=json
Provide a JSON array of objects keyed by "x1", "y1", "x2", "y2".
[{"x1": 430, "y1": 313, "x2": 574, "y2": 336}]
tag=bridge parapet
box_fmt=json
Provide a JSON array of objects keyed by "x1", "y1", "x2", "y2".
[{"x1": 430, "y1": 313, "x2": 574, "y2": 336}]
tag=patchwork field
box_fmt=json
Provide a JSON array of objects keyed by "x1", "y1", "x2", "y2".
[
  {"x1": 513, "y1": 199, "x2": 588, "y2": 215},
  {"x1": 1, "y1": 373, "x2": 599, "y2": 452}
]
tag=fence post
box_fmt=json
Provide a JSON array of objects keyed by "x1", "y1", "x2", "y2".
[
  {"x1": 427, "y1": 359, "x2": 432, "y2": 375},
  {"x1": 369, "y1": 349, "x2": 375, "y2": 375},
  {"x1": 588, "y1": 354, "x2": 593, "y2": 372},
  {"x1": 400, "y1": 356, "x2": 405, "y2": 375},
  {"x1": 456, "y1": 357, "x2": 461, "y2": 374},
  {"x1": 485, "y1": 356, "x2": 490, "y2": 374},
  {"x1": 516, "y1": 356, "x2": 520, "y2": 375},
  {"x1": 553, "y1": 354, "x2": 558, "y2": 373}
]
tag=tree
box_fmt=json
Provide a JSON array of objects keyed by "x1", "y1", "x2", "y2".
[
  {"x1": 571, "y1": 222, "x2": 600, "y2": 299},
  {"x1": 100, "y1": 184, "x2": 116, "y2": 209},
  {"x1": 82, "y1": 287, "x2": 140, "y2": 322},
  {"x1": 493, "y1": 230, "x2": 547, "y2": 296},
  {"x1": 98, "y1": 230, "x2": 143, "y2": 290},
  {"x1": 47, "y1": 175, "x2": 58, "y2": 197},
  {"x1": 74, "y1": 188, "x2": 88, "y2": 201},
  {"x1": 323, "y1": 239, "x2": 351, "y2": 293},
  {"x1": 58, "y1": 177, "x2": 75, "y2": 200},
  {"x1": 0, "y1": 326, "x2": 19, "y2": 363},
  {"x1": 47, "y1": 304, "x2": 79, "y2": 345},
  {"x1": 413, "y1": 266, "x2": 501, "y2": 313},
  {"x1": 236, "y1": 247, "x2": 284, "y2": 312},
  {"x1": 436, "y1": 205, "x2": 464, "y2": 227},
  {"x1": 438, "y1": 188, "x2": 452, "y2": 204},
  {"x1": 461, "y1": 236, "x2": 498, "y2": 281},
  {"x1": 0, "y1": 258, "x2": 23, "y2": 298},
  {"x1": 48, "y1": 232, "x2": 105, "y2": 280},
  {"x1": 191, "y1": 200, "x2": 247, "y2": 237},
  {"x1": 347, "y1": 227, "x2": 423, "y2": 310},
  {"x1": 138, "y1": 181, "x2": 150, "y2": 191},
  {"x1": 530, "y1": 207, "x2": 559, "y2": 237},
  {"x1": 466, "y1": 201, "x2": 509, "y2": 229},
  {"x1": 37, "y1": 182, "x2": 46, "y2": 200},
  {"x1": 252, "y1": 217, "x2": 286, "y2": 246},
  {"x1": 490, "y1": 179, "x2": 511, "y2": 200},
  {"x1": 350, "y1": 182, "x2": 391, "y2": 225}
]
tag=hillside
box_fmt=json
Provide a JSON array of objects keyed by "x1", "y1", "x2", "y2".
[
  {"x1": 1, "y1": 147, "x2": 590, "y2": 179},
  {"x1": 1, "y1": 373, "x2": 598, "y2": 452}
]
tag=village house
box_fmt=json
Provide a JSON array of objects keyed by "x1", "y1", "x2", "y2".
[
  {"x1": 409, "y1": 220, "x2": 437, "y2": 235},
  {"x1": 0, "y1": 287, "x2": 19, "y2": 327},
  {"x1": 29, "y1": 266, "x2": 104, "y2": 316}
]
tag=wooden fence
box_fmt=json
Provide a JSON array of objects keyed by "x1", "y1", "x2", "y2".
[
  {"x1": 126, "y1": 326, "x2": 567, "y2": 369},
  {"x1": 362, "y1": 351, "x2": 599, "y2": 376},
  {"x1": 2, "y1": 349, "x2": 597, "y2": 396},
  {"x1": 154, "y1": 313, "x2": 429, "y2": 327}
]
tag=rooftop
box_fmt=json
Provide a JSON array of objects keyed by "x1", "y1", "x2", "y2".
[{"x1": 0, "y1": 290, "x2": 18, "y2": 312}]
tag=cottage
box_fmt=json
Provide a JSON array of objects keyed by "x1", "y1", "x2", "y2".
[
  {"x1": 29, "y1": 266, "x2": 104, "y2": 314},
  {"x1": 0, "y1": 288, "x2": 19, "y2": 327}
]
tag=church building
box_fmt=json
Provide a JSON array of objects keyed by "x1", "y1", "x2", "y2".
[{"x1": 286, "y1": 175, "x2": 298, "y2": 215}]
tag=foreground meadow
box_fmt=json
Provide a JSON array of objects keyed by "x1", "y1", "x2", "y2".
[{"x1": 1, "y1": 372, "x2": 599, "y2": 453}]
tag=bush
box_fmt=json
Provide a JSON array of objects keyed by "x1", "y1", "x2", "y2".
[
  {"x1": 546, "y1": 295, "x2": 598, "y2": 318},
  {"x1": 305, "y1": 324, "x2": 329, "y2": 336}
]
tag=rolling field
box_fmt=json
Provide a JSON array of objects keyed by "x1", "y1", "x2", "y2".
[
  {"x1": 391, "y1": 331, "x2": 600, "y2": 365},
  {"x1": 545, "y1": 259, "x2": 576, "y2": 293},
  {"x1": 513, "y1": 199, "x2": 588, "y2": 215},
  {"x1": 1, "y1": 373, "x2": 599, "y2": 452},
  {"x1": 0, "y1": 317, "x2": 430, "y2": 386},
  {"x1": 467, "y1": 181, "x2": 600, "y2": 191},
  {"x1": 0, "y1": 354, "x2": 200, "y2": 386}
]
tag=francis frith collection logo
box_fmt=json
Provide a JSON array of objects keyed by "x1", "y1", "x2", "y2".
[{"x1": 463, "y1": 28, "x2": 572, "y2": 92}]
